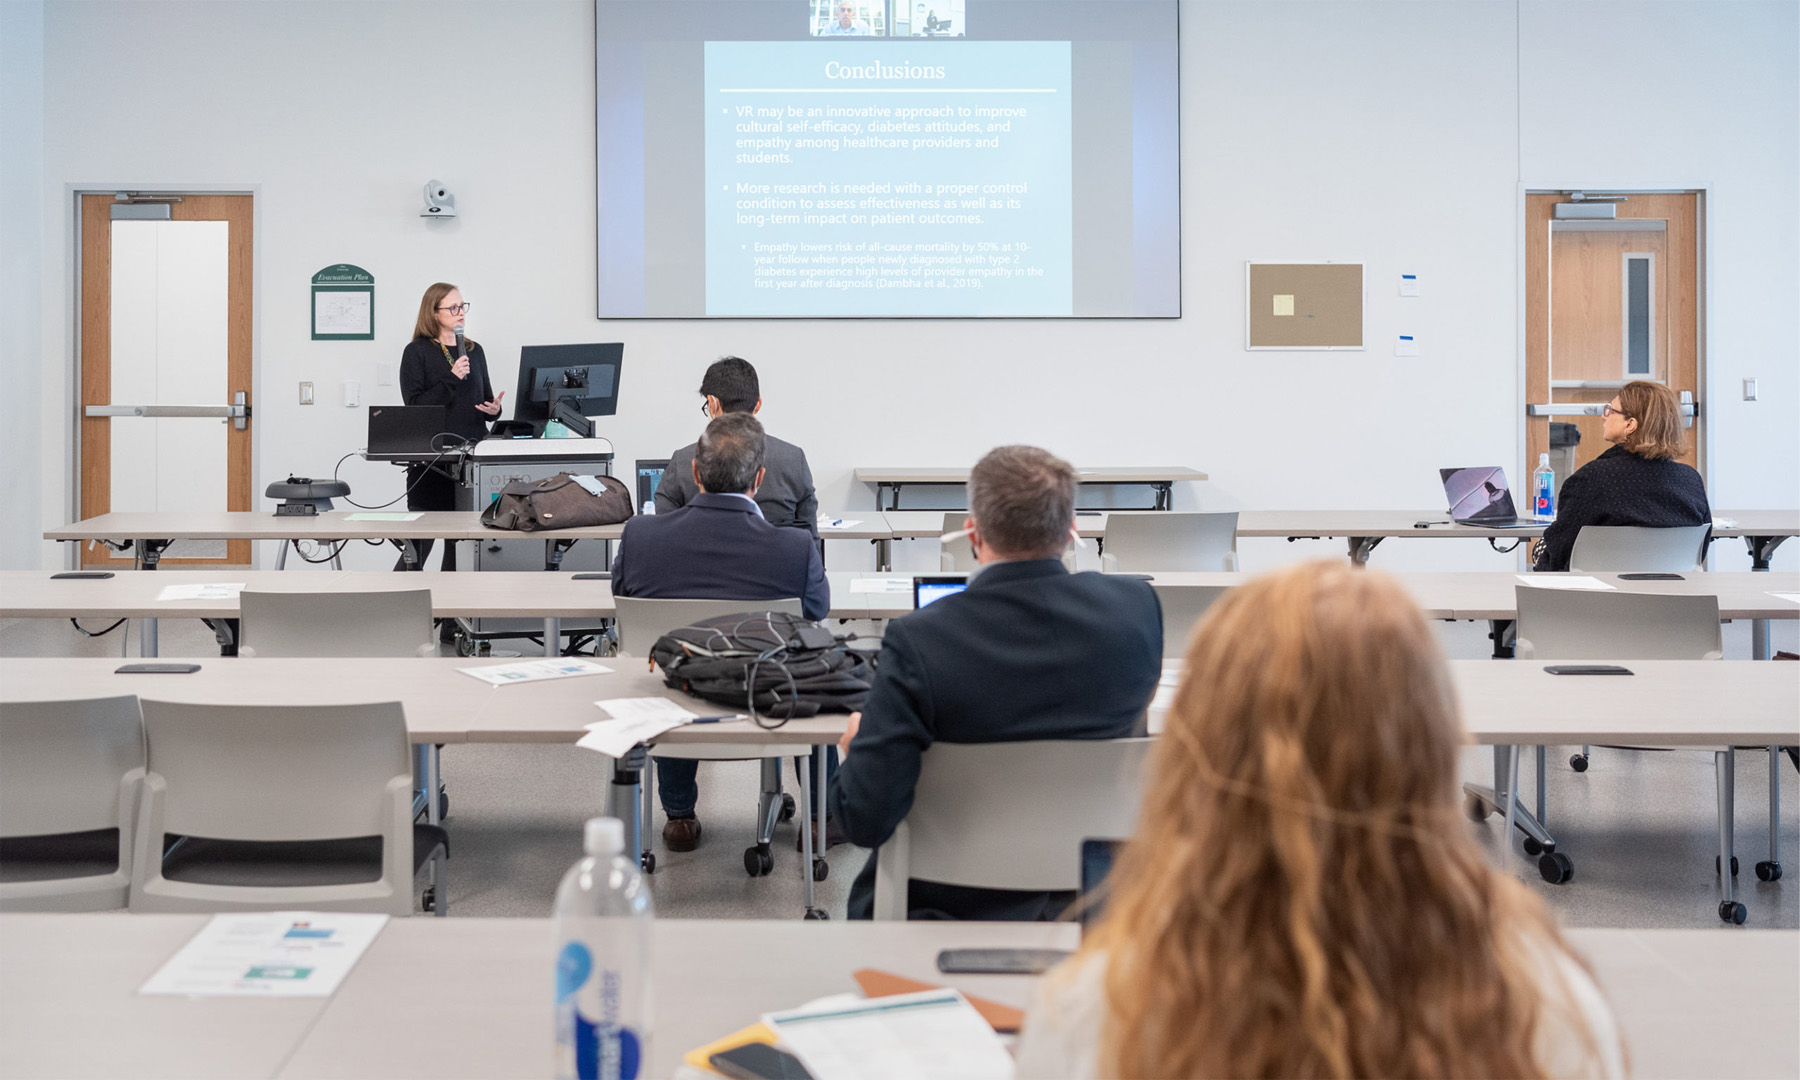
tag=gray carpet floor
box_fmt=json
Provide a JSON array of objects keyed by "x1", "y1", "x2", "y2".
[{"x1": 3, "y1": 614, "x2": 1794, "y2": 927}]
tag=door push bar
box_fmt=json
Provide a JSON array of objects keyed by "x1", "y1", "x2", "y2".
[
  {"x1": 1529, "y1": 390, "x2": 1697, "y2": 428},
  {"x1": 85, "y1": 391, "x2": 251, "y2": 430}
]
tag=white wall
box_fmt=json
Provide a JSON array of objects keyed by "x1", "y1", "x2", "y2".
[
  {"x1": 2, "y1": 0, "x2": 46, "y2": 571},
  {"x1": 16, "y1": 0, "x2": 1797, "y2": 572}
]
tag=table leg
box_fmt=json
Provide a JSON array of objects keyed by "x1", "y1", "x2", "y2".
[
  {"x1": 1768, "y1": 748, "x2": 1782, "y2": 876},
  {"x1": 1752, "y1": 619, "x2": 1770, "y2": 661},
  {"x1": 1535, "y1": 745, "x2": 1547, "y2": 827},
  {"x1": 798, "y1": 756, "x2": 824, "y2": 920},
  {"x1": 1717, "y1": 748, "x2": 1740, "y2": 920},
  {"x1": 1745, "y1": 535, "x2": 1785, "y2": 572},
  {"x1": 1502, "y1": 746, "x2": 1520, "y2": 852},
  {"x1": 141, "y1": 618, "x2": 158, "y2": 658},
  {"x1": 402, "y1": 540, "x2": 419, "y2": 570},
  {"x1": 605, "y1": 746, "x2": 648, "y2": 873},
  {"x1": 275, "y1": 540, "x2": 289, "y2": 570},
  {"x1": 1154, "y1": 482, "x2": 1172, "y2": 511},
  {"x1": 1347, "y1": 536, "x2": 1381, "y2": 564},
  {"x1": 544, "y1": 617, "x2": 560, "y2": 658},
  {"x1": 873, "y1": 538, "x2": 892, "y2": 573},
  {"x1": 425, "y1": 745, "x2": 442, "y2": 827}
]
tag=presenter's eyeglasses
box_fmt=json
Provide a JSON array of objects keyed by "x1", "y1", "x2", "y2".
[
  {"x1": 1602, "y1": 403, "x2": 1629, "y2": 418},
  {"x1": 437, "y1": 302, "x2": 471, "y2": 314}
]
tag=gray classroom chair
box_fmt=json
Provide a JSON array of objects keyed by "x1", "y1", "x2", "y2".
[
  {"x1": 237, "y1": 589, "x2": 437, "y2": 658},
  {"x1": 129, "y1": 700, "x2": 448, "y2": 917},
  {"x1": 612, "y1": 597, "x2": 822, "y2": 882},
  {"x1": 873, "y1": 738, "x2": 1153, "y2": 921},
  {"x1": 1507, "y1": 587, "x2": 1762, "y2": 921},
  {"x1": 0, "y1": 696, "x2": 145, "y2": 911},
  {"x1": 1101, "y1": 512, "x2": 1239, "y2": 572},
  {"x1": 1151, "y1": 583, "x2": 1232, "y2": 660},
  {"x1": 1568, "y1": 523, "x2": 1710, "y2": 574},
  {"x1": 239, "y1": 588, "x2": 441, "y2": 819}
]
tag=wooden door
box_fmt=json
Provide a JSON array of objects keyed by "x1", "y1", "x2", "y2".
[
  {"x1": 1525, "y1": 192, "x2": 1700, "y2": 489},
  {"x1": 79, "y1": 194, "x2": 253, "y2": 566}
]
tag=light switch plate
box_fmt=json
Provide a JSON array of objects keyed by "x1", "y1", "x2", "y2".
[
  {"x1": 1744, "y1": 378, "x2": 1758, "y2": 401},
  {"x1": 299, "y1": 381, "x2": 314, "y2": 405}
]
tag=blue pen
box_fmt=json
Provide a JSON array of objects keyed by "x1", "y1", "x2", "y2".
[{"x1": 691, "y1": 713, "x2": 748, "y2": 724}]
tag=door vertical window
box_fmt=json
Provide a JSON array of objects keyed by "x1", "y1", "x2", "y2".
[{"x1": 1623, "y1": 253, "x2": 1654, "y2": 377}]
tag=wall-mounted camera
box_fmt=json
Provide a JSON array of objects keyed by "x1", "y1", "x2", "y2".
[{"x1": 421, "y1": 180, "x2": 457, "y2": 218}]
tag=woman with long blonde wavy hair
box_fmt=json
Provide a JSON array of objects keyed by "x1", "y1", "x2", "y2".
[{"x1": 1015, "y1": 562, "x2": 1623, "y2": 1079}]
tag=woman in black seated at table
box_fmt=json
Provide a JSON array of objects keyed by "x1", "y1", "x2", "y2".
[
  {"x1": 1535, "y1": 380, "x2": 1709, "y2": 572},
  {"x1": 395, "y1": 282, "x2": 504, "y2": 571}
]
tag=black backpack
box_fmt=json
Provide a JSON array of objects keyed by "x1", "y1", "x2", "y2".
[{"x1": 648, "y1": 611, "x2": 876, "y2": 724}]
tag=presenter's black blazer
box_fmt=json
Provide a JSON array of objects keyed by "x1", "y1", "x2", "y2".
[
  {"x1": 1535, "y1": 444, "x2": 1711, "y2": 571},
  {"x1": 830, "y1": 558, "x2": 1162, "y2": 921},
  {"x1": 398, "y1": 337, "x2": 495, "y2": 445},
  {"x1": 610, "y1": 492, "x2": 829, "y2": 621}
]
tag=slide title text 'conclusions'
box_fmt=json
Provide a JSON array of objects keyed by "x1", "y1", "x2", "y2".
[{"x1": 824, "y1": 60, "x2": 947, "y2": 80}]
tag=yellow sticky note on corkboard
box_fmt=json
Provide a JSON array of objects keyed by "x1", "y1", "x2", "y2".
[{"x1": 1273, "y1": 294, "x2": 1295, "y2": 316}]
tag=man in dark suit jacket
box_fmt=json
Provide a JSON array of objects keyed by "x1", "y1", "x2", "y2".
[
  {"x1": 613, "y1": 412, "x2": 830, "y2": 850},
  {"x1": 656, "y1": 356, "x2": 819, "y2": 538},
  {"x1": 829, "y1": 446, "x2": 1162, "y2": 920}
]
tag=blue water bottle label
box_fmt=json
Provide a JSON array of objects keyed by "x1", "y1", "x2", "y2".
[{"x1": 556, "y1": 942, "x2": 644, "y2": 1080}]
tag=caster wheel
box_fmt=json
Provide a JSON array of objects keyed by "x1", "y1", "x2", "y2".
[
  {"x1": 641, "y1": 852, "x2": 656, "y2": 874},
  {"x1": 1569, "y1": 754, "x2": 1589, "y2": 772},
  {"x1": 455, "y1": 636, "x2": 476, "y2": 658},
  {"x1": 1463, "y1": 794, "x2": 1491, "y2": 823},
  {"x1": 1538, "y1": 851, "x2": 1574, "y2": 884},
  {"x1": 438, "y1": 791, "x2": 449, "y2": 819},
  {"x1": 1716, "y1": 855, "x2": 1740, "y2": 877},
  {"x1": 422, "y1": 887, "x2": 437, "y2": 913},
  {"x1": 1719, "y1": 900, "x2": 1747, "y2": 925},
  {"x1": 1523, "y1": 837, "x2": 1543, "y2": 857},
  {"x1": 1755, "y1": 861, "x2": 1782, "y2": 882},
  {"x1": 803, "y1": 908, "x2": 829, "y2": 920},
  {"x1": 744, "y1": 845, "x2": 774, "y2": 877},
  {"x1": 778, "y1": 794, "x2": 797, "y2": 823},
  {"x1": 811, "y1": 858, "x2": 829, "y2": 882}
]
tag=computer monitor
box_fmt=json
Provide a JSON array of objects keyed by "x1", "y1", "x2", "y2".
[
  {"x1": 913, "y1": 576, "x2": 968, "y2": 609},
  {"x1": 635, "y1": 458, "x2": 669, "y2": 514},
  {"x1": 511, "y1": 343, "x2": 623, "y2": 432}
]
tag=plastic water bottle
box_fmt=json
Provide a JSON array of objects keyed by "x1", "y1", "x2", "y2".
[
  {"x1": 1533, "y1": 452, "x2": 1556, "y2": 521},
  {"x1": 554, "y1": 818, "x2": 653, "y2": 1080}
]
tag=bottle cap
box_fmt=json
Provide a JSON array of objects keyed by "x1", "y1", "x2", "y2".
[{"x1": 584, "y1": 817, "x2": 625, "y2": 857}]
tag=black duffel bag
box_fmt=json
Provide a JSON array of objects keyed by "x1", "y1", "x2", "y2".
[{"x1": 649, "y1": 611, "x2": 875, "y2": 725}]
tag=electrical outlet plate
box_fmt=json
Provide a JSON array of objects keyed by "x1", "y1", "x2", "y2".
[{"x1": 299, "y1": 381, "x2": 314, "y2": 405}]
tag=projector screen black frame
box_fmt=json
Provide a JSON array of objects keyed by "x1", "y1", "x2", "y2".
[{"x1": 594, "y1": 0, "x2": 1182, "y2": 321}]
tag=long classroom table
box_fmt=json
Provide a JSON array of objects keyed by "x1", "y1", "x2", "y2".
[
  {"x1": 856, "y1": 465, "x2": 1209, "y2": 511},
  {"x1": 876, "y1": 509, "x2": 1800, "y2": 569},
  {"x1": 0, "y1": 914, "x2": 1792, "y2": 1080},
  {"x1": 4, "y1": 657, "x2": 1794, "y2": 920},
  {"x1": 0, "y1": 569, "x2": 924, "y2": 658}
]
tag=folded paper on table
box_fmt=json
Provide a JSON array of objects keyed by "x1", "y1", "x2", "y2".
[
  {"x1": 1713, "y1": 516, "x2": 1738, "y2": 528},
  {"x1": 848, "y1": 577, "x2": 912, "y2": 594},
  {"x1": 578, "y1": 699, "x2": 698, "y2": 756},
  {"x1": 139, "y1": 912, "x2": 387, "y2": 998},
  {"x1": 764, "y1": 988, "x2": 1014, "y2": 1080},
  {"x1": 156, "y1": 583, "x2": 246, "y2": 602},
  {"x1": 819, "y1": 519, "x2": 864, "y2": 531},
  {"x1": 1769, "y1": 592, "x2": 1800, "y2": 605},
  {"x1": 457, "y1": 659, "x2": 612, "y2": 685},
  {"x1": 1515, "y1": 575, "x2": 1615, "y2": 591}
]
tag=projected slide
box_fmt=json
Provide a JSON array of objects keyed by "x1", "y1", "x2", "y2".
[
  {"x1": 705, "y1": 42, "x2": 1071, "y2": 317},
  {"x1": 595, "y1": 0, "x2": 1180, "y2": 319}
]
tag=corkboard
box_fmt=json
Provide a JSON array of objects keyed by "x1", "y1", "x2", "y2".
[{"x1": 1246, "y1": 262, "x2": 1364, "y2": 349}]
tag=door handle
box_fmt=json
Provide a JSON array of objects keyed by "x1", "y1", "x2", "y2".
[
  {"x1": 86, "y1": 391, "x2": 251, "y2": 430},
  {"x1": 1679, "y1": 389, "x2": 1697, "y2": 428}
]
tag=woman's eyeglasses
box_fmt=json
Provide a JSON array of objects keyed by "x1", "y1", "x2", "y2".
[
  {"x1": 437, "y1": 302, "x2": 471, "y2": 315},
  {"x1": 1602, "y1": 403, "x2": 1629, "y2": 418}
]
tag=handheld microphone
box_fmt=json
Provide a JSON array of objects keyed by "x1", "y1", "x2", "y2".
[{"x1": 453, "y1": 323, "x2": 467, "y2": 359}]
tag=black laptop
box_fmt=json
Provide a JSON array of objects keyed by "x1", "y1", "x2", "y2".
[
  {"x1": 367, "y1": 405, "x2": 451, "y2": 461},
  {"x1": 1438, "y1": 466, "x2": 1535, "y2": 528}
]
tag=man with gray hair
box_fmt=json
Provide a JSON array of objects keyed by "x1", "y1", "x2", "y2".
[
  {"x1": 828, "y1": 445, "x2": 1163, "y2": 920},
  {"x1": 612, "y1": 413, "x2": 830, "y2": 850}
]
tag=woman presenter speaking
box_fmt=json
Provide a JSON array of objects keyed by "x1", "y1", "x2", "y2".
[{"x1": 395, "y1": 282, "x2": 503, "y2": 571}]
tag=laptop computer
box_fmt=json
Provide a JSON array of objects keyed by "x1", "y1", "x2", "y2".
[
  {"x1": 367, "y1": 405, "x2": 452, "y2": 460},
  {"x1": 1439, "y1": 466, "x2": 1535, "y2": 528},
  {"x1": 913, "y1": 575, "x2": 968, "y2": 609},
  {"x1": 635, "y1": 458, "x2": 669, "y2": 514}
]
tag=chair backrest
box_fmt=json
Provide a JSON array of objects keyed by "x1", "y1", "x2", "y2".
[
  {"x1": 613, "y1": 596, "x2": 803, "y2": 656},
  {"x1": 875, "y1": 738, "x2": 1153, "y2": 917},
  {"x1": 1569, "y1": 524, "x2": 1709, "y2": 572},
  {"x1": 238, "y1": 589, "x2": 435, "y2": 657},
  {"x1": 139, "y1": 700, "x2": 411, "y2": 842},
  {"x1": 0, "y1": 696, "x2": 144, "y2": 838},
  {"x1": 940, "y1": 512, "x2": 976, "y2": 571},
  {"x1": 1103, "y1": 512, "x2": 1238, "y2": 572},
  {"x1": 1150, "y1": 584, "x2": 1232, "y2": 659},
  {"x1": 1513, "y1": 587, "x2": 1722, "y2": 660}
]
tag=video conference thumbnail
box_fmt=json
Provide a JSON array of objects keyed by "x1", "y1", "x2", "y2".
[{"x1": 813, "y1": 0, "x2": 966, "y2": 38}]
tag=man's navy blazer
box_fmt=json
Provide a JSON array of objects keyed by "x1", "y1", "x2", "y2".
[
  {"x1": 610, "y1": 492, "x2": 829, "y2": 621},
  {"x1": 829, "y1": 558, "x2": 1162, "y2": 920}
]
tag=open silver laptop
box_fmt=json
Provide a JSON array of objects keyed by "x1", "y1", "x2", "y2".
[{"x1": 1439, "y1": 466, "x2": 1534, "y2": 528}]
